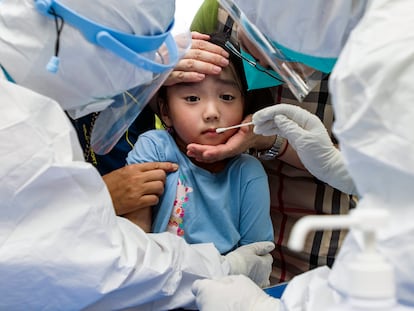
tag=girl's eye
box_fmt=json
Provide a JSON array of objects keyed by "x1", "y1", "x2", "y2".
[
  {"x1": 185, "y1": 96, "x2": 200, "y2": 102},
  {"x1": 221, "y1": 94, "x2": 235, "y2": 101}
]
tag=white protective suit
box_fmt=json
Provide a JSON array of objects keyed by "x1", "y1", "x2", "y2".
[
  {"x1": 193, "y1": 0, "x2": 414, "y2": 310},
  {"x1": 0, "y1": 0, "x2": 274, "y2": 310}
]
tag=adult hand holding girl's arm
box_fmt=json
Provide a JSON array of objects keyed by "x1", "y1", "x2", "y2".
[{"x1": 103, "y1": 162, "x2": 178, "y2": 214}]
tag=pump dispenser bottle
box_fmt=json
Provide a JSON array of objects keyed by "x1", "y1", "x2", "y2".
[{"x1": 288, "y1": 208, "x2": 411, "y2": 310}]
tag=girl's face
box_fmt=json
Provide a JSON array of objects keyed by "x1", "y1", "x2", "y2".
[{"x1": 161, "y1": 65, "x2": 245, "y2": 151}]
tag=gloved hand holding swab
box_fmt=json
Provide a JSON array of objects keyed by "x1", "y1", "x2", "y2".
[{"x1": 216, "y1": 121, "x2": 254, "y2": 133}]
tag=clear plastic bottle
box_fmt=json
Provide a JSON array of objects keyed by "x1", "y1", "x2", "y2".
[{"x1": 288, "y1": 208, "x2": 412, "y2": 311}]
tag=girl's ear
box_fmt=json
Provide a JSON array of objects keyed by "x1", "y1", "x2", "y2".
[{"x1": 158, "y1": 97, "x2": 173, "y2": 127}]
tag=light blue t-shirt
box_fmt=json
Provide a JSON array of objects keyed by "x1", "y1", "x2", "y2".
[{"x1": 126, "y1": 130, "x2": 274, "y2": 254}]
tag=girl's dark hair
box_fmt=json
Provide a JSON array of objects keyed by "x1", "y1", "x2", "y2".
[
  {"x1": 156, "y1": 32, "x2": 274, "y2": 118},
  {"x1": 208, "y1": 32, "x2": 248, "y2": 97}
]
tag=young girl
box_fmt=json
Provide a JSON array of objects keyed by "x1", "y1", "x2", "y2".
[{"x1": 126, "y1": 33, "x2": 273, "y2": 255}]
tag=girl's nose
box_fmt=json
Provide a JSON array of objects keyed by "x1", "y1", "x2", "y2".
[
  {"x1": 203, "y1": 102, "x2": 220, "y2": 122},
  {"x1": 205, "y1": 113, "x2": 219, "y2": 121}
]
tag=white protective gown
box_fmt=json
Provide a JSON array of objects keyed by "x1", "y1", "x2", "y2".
[
  {"x1": 326, "y1": 0, "x2": 414, "y2": 306},
  {"x1": 233, "y1": 0, "x2": 414, "y2": 309},
  {"x1": 0, "y1": 73, "x2": 228, "y2": 310}
]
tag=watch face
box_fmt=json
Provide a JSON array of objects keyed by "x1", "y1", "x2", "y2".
[
  {"x1": 258, "y1": 153, "x2": 275, "y2": 161},
  {"x1": 258, "y1": 148, "x2": 278, "y2": 160},
  {"x1": 258, "y1": 136, "x2": 285, "y2": 160}
]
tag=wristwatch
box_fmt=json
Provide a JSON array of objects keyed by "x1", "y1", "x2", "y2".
[{"x1": 258, "y1": 135, "x2": 287, "y2": 160}]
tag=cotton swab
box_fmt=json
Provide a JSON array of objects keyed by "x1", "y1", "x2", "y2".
[{"x1": 216, "y1": 121, "x2": 254, "y2": 133}]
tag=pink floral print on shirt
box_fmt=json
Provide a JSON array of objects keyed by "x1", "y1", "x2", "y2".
[{"x1": 167, "y1": 175, "x2": 193, "y2": 237}]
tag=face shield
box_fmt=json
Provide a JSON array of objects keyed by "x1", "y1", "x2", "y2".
[
  {"x1": 219, "y1": 0, "x2": 325, "y2": 102},
  {"x1": 31, "y1": 0, "x2": 191, "y2": 154},
  {"x1": 90, "y1": 32, "x2": 192, "y2": 154},
  {"x1": 220, "y1": 0, "x2": 366, "y2": 102}
]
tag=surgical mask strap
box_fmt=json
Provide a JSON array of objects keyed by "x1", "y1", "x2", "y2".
[{"x1": 34, "y1": 0, "x2": 179, "y2": 74}]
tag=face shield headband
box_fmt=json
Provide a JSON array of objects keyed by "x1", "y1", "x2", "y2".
[
  {"x1": 219, "y1": 0, "x2": 326, "y2": 102},
  {"x1": 34, "y1": 0, "x2": 191, "y2": 155},
  {"x1": 34, "y1": 0, "x2": 177, "y2": 73}
]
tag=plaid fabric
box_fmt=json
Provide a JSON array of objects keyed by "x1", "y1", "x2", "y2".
[
  {"x1": 263, "y1": 78, "x2": 357, "y2": 284},
  {"x1": 214, "y1": 6, "x2": 358, "y2": 284}
]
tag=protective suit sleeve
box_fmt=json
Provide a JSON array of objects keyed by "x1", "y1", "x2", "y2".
[
  {"x1": 280, "y1": 266, "x2": 338, "y2": 311},
  {"x1": 192, "y1": 275, "x2": 281, "y2": 311},
  {"x1": 252, "y1": 104, "x2": 358, "y2": 195},
  {"x1": 0, "y1": 81, "x2": 228, "y2": 311}
]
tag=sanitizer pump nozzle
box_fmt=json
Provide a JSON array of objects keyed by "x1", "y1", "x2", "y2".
[{"x1": 288, "y1": 208, "x2": 408, "y2": 310}]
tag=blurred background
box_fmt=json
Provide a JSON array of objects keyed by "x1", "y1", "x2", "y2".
[{"x1": 172, "y1": 0, "x2": 204, "y2": 35}]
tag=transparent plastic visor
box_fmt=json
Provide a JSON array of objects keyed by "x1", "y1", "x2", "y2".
[
  {"x1": 219, "y1": 0, "x2": 324, "y2": 102},
  {"x1": 90, "y1": 32, "x2": 191, "y2": 154}
]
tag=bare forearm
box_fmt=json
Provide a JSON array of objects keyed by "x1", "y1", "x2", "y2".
[{"x1": 123, "y1": 208, "x2": 152, "y2": 233}]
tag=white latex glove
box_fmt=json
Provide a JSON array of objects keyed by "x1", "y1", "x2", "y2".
[
  {"x1": 253, "y1": 104, "x2": 358, "y2": 195},
  {"x1": 192, "y1": 275, "x2": 281, "y2": 311},
  {"x1": 223, "y1": 241, "x2": 275, "y2": 288}
]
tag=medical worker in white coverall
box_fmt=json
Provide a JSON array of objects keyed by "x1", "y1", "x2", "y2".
[
  {"x1": 0, "y1": 0, "x2": 274, "y2": 309},
  {"x1": 192, "y1": 0, "x2": 414, "y2": 309}
]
